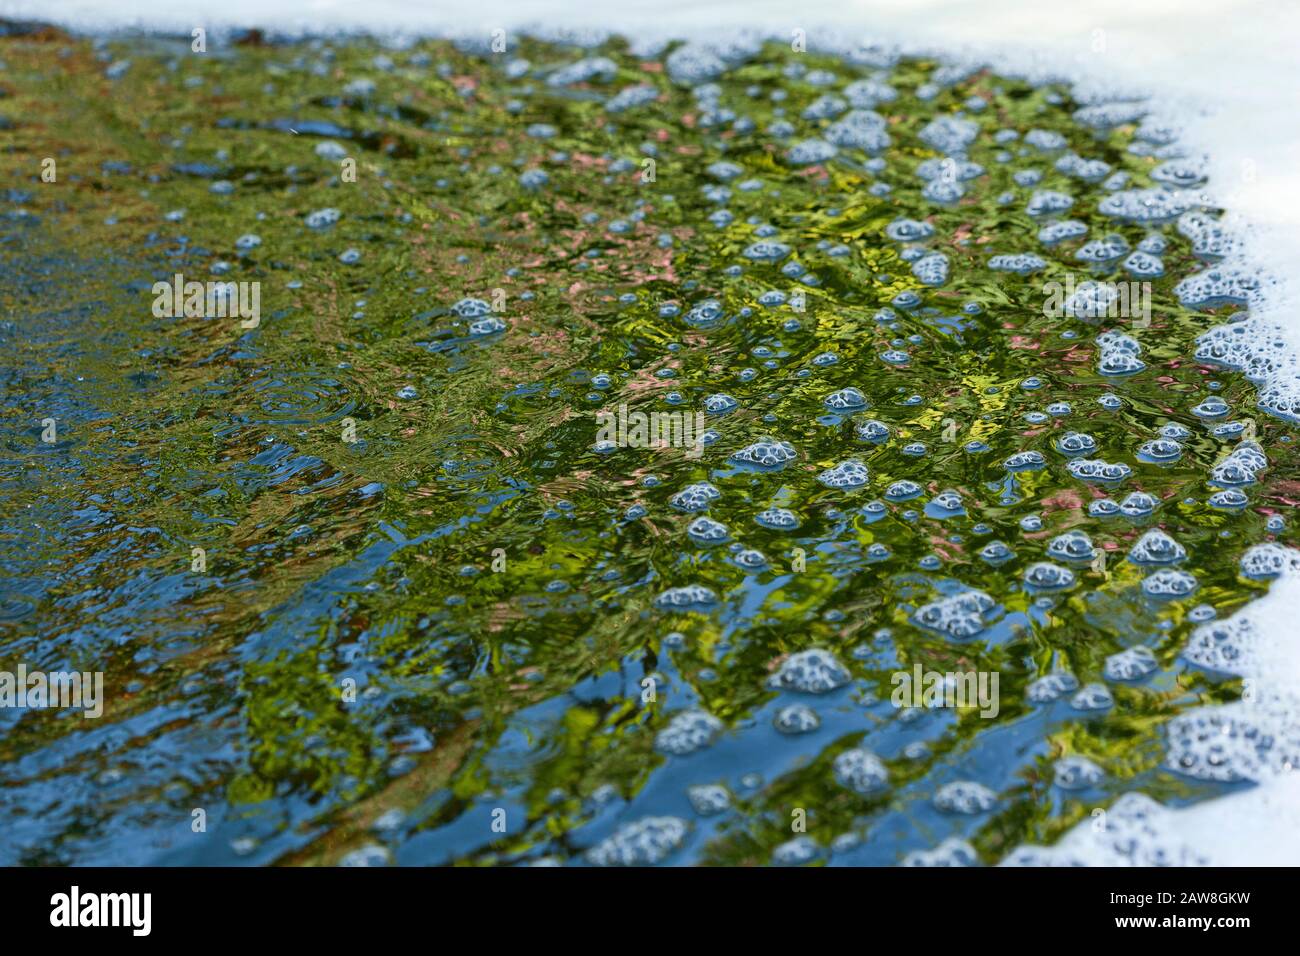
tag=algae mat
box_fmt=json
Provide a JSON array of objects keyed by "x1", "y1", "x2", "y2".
[{"x1": 0, "y1": 26, "x2": 1293, "y2": 866}]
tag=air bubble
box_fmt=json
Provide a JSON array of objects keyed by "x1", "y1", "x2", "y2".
[
  {"x1": 818, "y1": 460, "x2": 870, "y2": 489},
  {"x1": 654, "y1": 585, "x2": 719, "y2": 612},
  {"x1": 770, "y1": 649, "x2": 851, "y2": 694},
  {"x1": 1054, "y1": 756, "x2": 1105, "y2": 790},
  {"x1": 833, "y1": 748, "x2": 889, "y2": 795},
  {"x1": 731, "y1": 438, "x2": 798, "y2": 469},
  {"x1": 587, "y1": 817, "x2": 689, "y2": 866},
  {"x1": 934, "y1": 781, "x2": 997, "y2": 814},
  {"x1": 1105, "y1": 645, "x2": 1158, "y2": 681},
  {"x1": 912, "y1": 589, "x2": 1000, "y2": 639},
  {"x1": 655, "y1": 710, "x2": 724, "y2": 755},
  {"x1": 1024, "y1": 562, "x2": 1076, "y2": 590},
  {"x1": 774, "y1": 704, "x2": 822, "y2": 735},
  {"x1": 1142, "y1": 569, "x2": 1198, "y2": 597}
]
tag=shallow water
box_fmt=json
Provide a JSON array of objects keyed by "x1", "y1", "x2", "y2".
[{"x1": 0, "y1": 25, "x2": 1294, "y2": 866}]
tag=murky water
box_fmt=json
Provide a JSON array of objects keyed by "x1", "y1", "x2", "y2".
[{"x1": 0, "y1": 26, "x2": 1294, "y2": 865}]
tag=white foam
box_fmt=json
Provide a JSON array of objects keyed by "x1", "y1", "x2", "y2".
[
  {"x1": 10, "y1": 0, "x2": 1300, "y2": 865},
  {"x1": 1015, "y1": 569, "x2": 1300, "y2": 866}
]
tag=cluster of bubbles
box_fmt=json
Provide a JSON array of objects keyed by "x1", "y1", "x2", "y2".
[
  {"x1": 462, "y1": 30, "x2": 1300, "y2": 867},
  {"x1": 99, "y1": 24, "x2": 1295, "y2": 868}
]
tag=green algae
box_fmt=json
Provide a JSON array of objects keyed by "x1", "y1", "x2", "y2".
[{"x1": 0, "y1": 27, "x2": 1294, "y2": 866}]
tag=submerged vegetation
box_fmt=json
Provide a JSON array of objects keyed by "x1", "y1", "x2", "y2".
[{"x1": 0, "y1": 24, "x2": 1294, "y2": 866}]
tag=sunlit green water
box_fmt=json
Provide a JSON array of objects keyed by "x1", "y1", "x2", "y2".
[{"x1": 0, "y1": 26, "x2": 1291, "y2": 865}]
